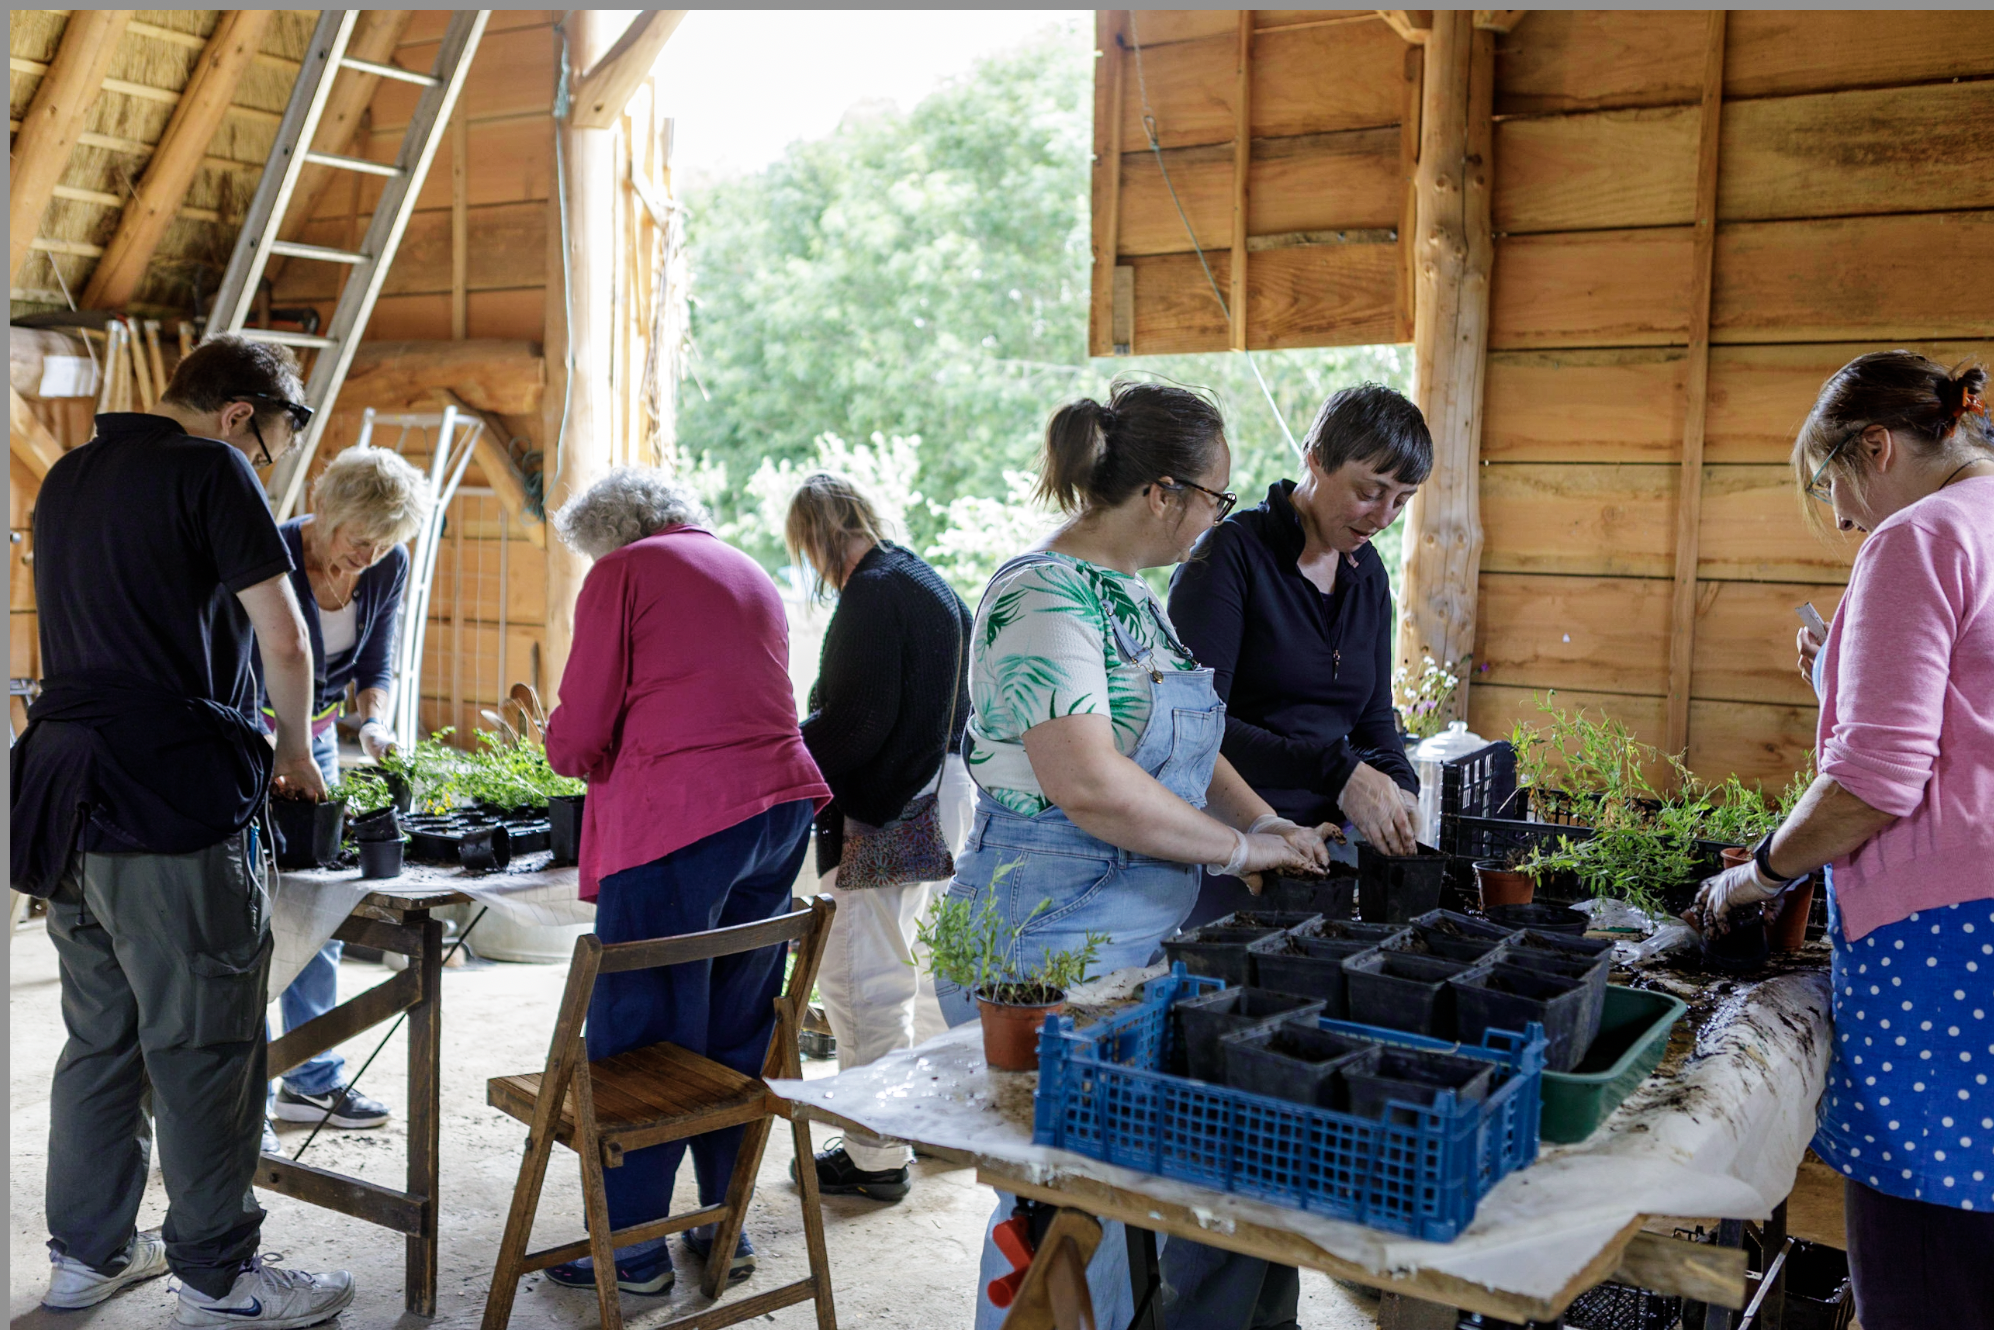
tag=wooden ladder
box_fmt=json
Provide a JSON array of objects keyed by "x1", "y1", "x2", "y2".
[{"x1": 205, "y1": 9, "x2": 490, "y2": 519}]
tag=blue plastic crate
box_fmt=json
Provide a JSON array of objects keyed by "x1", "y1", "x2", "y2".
[{"x1": 1033, "y1": 965, "x2": 1545, "y2": 1241}]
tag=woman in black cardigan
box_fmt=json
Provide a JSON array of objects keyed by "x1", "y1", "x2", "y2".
[{"x1": 786, "y1": 473, "x2": 972, "y2": 1205}]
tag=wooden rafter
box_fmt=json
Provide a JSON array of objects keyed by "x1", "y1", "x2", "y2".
[
  {"x1": 1228, "y1": 11, "x2": 1253, "y2": 353},
  {"x1": 1376, "y1": 10, "x2": 1433, "y2": 44},
  {"x1": 570, "y1": 11, "x2": 687, "y2": 130},
  {"x1": 1473, "y1": 12, "x2": 1529, "y2": 34},
  {"x1": 10, "y1": 388, "x2": 67, "y2": 481},
  {"x1": 1664, "y1": 12, "x2": 1729, "y2": 760},
  {"x1": 274, "y1": 11, "x2": 416, "y2": 254},
  {"x1": 83, "y1": 11, "x2": 276, "y2": 310},
  {"x1": 9, "y1": 10, "x2": 136, "y2": 287}
]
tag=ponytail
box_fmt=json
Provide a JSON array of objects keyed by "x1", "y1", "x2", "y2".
[{"x1": 1034, "y1": 380, "x2": 1226, "y2": 515}]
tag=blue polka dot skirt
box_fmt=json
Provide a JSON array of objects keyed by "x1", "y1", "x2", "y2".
[{"x1": 1814, "y1": 874, "x2": 1994, "y2": 1212}]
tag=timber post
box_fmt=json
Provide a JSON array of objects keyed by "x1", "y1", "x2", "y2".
[{"x1": 1396, "y1": 11, "x2": 1494, "y2": 721}]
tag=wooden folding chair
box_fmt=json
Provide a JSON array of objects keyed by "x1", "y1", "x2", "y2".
[{"x1": 482, "y1": 894, "x2": 839, "y2": 1330}]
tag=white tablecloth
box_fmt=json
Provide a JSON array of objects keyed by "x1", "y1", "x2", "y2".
[{"x1": 769, "y1": 967, "x2": 1833, "y2": 1305}]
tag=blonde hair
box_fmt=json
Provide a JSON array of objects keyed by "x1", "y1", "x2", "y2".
[
  {"x1": 784, "y1": 472, "x2": 890, "y2": 598},
  {"x1": 311, "y1": 446, "x2": 433, "y2": 545}
]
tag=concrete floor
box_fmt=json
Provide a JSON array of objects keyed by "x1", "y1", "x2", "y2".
[{"x1": 10, "y1": 917, "x2": 1378, "y2": 1329}]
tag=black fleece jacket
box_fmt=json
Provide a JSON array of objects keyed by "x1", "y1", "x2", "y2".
[
  {"x1": 1167, "y1": 480, "x2": 1416, "y2": 827},
  {"x1": 800, "y1": 543, "x2": 971, "y2": 871}
]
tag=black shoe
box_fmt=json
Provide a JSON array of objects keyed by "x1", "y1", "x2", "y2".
[{"x1": 791, "y1": 1141, "x2": 911, "y2": 1202}]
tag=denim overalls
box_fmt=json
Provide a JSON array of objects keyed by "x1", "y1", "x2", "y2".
[{"x1": 941, "y1": 553, "x2": 1228, "y2": 1330}]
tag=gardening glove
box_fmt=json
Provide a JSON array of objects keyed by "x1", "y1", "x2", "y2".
[
  {"x1": 1693, "y1": 861, "x2": 1782, "y2": 936},
  {"x1": 1341, "y1": 761, "x2": 1416, "y2": 856},
  {"x1": 358, "y1": 719, "x2": 396, "y2": 761},
  {"x1": 1248, "y1": 815, "x2": 1336, "y2": 875}
]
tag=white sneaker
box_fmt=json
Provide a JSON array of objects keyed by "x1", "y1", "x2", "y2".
[
  {"x1": 172, "y1": 1254, "x2": 355, "y2": 1329},
  {"x1": 43, "y1": 1230, "x2": 168, "y2": 1309}
]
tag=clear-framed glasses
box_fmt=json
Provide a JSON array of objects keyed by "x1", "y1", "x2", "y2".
[
  {"x1": 1806, "y1": 425, "x2": 1865, "y2": 504},
  {"x1": 1160, "y1": 477, "x2": 1237, "y2": 521}
]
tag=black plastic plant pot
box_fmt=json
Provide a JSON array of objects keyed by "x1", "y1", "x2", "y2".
[
  {"x1": 548, "y1": 792, "x2": 585, "y2": 865},
  {"x1": 1701, "y1": 907, "x2": 1770, "y2": 974},
  {"x1": 1410, "y1": 909, "x2": 1514, "y2": 942},
  {"x1": 1161, "y1": 923, "x2": 1282, "y2": 987},
  {"x1": 1450, "y1": 962, "x2": 1601, "y2": 1072},
  {"x1": 347, "y1": 806, "x2": 401, "y2": 844},
  {"x1": 272, "y1": 797, "x2": 346, "y2": 869},
  {"x1": 1171, "y1": 987, "x2": 1326, "y2": 1083},
  {"x1": 1488, "y1": 902, "x2": 1591, "y2": 935},
  {"x1": 502, "y1": 819, "x2": 551, "y2": 855},
  {"x1": 1344, "y1": 1046, "x2": 1497, "y2": 1122},
  {"x1": 403, "y1": 816, "x2": 465, "y2": 863},
  {"x1": 358, "y1": 836, "x2": 407, "y2": 881},
  {"x1": 1398, "y1": 923, "x2": 1510, "y2": 966},
  {"x1": 1210, "y1": 910, "x2": 1323, "y2": 934},
  {"x1": 1244, "y1": 933, "x2": 1370, "y2": 1011},
  {"x1": 1356, "y1": 843, "x2": 1450, "y2": 924},
  {"x1": 1504, "y1": 944, "x2": 1612, "y2": 1005},
  {"x1": 1269, "y1": 868, "x2": 1358, "y2": 920},
  {"x1": 1780, "y1": 1239, "x2": 1852, "y2": 1330},
  {"x1": 1220, "y1": 1019, "x2": 1378, "y2": 1107},
  {"x1": 384, "y1": 773, "x2": 413, "y2": 814},
  {"x1": 1342, "y1": 948, "x2": 1486, "y2": 1039},
  {"x1": 457, "y1": 824, "x2": 512, "y2": 872},
  {"x1": 1294, "y1": 918, "x2": 1404, "y2": 946}
]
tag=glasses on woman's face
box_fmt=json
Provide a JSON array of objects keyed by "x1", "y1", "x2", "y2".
[
  {"x1": 1806, "y1": 425, "x2": 1865, "y2": 504},
  {"x1": 1160, "y1": 477, "x2": 1237, "y2": 522}
]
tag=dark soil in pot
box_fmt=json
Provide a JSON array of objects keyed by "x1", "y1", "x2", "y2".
[
  {"x1": 1244, "y1": 933, "x2": 1368, "y2": 1012},
  {"x1": 1171, "y1": 987, "x2": 1325, "y2": 1083},
  {"x1": 1162, "y1": 922, "x2": 1283, "y2": 987}
]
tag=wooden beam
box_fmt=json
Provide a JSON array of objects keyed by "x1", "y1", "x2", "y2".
[
  {"x1": 1665, "y1": 12, "x2": 1727, "y2": 761},
  {"x1": 1474, "y1": 11, "x2": 1528, "y2": 34},
  {"x1": 83, "y1": 11, "x2": 276, "y2": 310},
  {"x1": 339, "y1": 339, "x2": 546, "y2": 415},
  {"x1": 10, "y1": 388, "x2": 67, "y2": 480},
  {"x1": 569, "y1": 11, "x2": 687, "y2": 131},
  {"x1": 1396, "y1": 13, "x2": 1494, "y2": 717},
  {"x1": 1089, "y1": 13, "x2": 1128, "y2": 357},
  {"x1": 433, "y1": 390, "x2": 546, "y2": 549},
  {"x1": 9, "y1": 10, "x2": 136, "y2": 287},
  {"x1": 450, "y1": 105, "x2": 469, "y2": 340},
  {"x1": 1377, "y1": 10, "x2": 1433, "y2": 44},
  {"x1": 275, "y1": 11, "x2": 416, "y2": 249},
  {"x1": 1228, "y1": 12, "x2": 1253, "y2": 353},
  {"x1": 1397, "y1": 45, "x2": 1423, "y2": 344}
]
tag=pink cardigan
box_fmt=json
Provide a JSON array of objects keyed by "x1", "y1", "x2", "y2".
[
  {"x1": 545, "y1": 526, "x2": 829, "y2": 900},
  {"x1": 1817, "y1": 477, "x2": 1994, "y2": 940}
]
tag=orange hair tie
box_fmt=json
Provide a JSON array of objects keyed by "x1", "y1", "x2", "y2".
[{"x1": 1963, "y1": 389, "x2": 1988, "y2": 419}]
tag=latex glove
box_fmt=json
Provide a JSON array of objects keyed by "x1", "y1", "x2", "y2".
[
  {"x1": 1796, "y1": 624, "x2": 1823, "y2": 685},
  {"x1": 271, "y1": 751, "x2": 327, "y2": 802},
  {"x1": 1341, "y1": 761, "x2": 1416, "y2": 856},
  {"x1": 358, "y1": 719, "x2": 396, "y2": 761},
  {"x1": 1693, "y1": 860, "x2": 1782, "y2": 936}
]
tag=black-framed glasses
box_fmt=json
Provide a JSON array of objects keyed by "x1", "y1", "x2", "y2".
[
  {"x1": 1160, "y1": 476, "x2": 1237, "y2": 521},
  {"x1": 1806, "y1": 424, "x2": 1865, "y2": 503},
  {"x1": 235, "y1": 392, "x2": 314, "y2": 434}
]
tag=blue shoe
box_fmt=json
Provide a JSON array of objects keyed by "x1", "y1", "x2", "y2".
[
  {"x1": 544, "y1": 1240, "x2": 675, "y2": 1295},
  {"x1": 683, "y1": 1225, "x2": 755, "y2": 1283}
]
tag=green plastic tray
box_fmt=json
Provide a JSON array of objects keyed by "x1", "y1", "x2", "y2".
[{"x1": 1540, "y1": 985, "x2": 1687, "y2": 1144}]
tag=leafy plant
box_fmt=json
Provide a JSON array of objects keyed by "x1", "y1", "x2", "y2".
[
  {"x1": 916, "y1": 888, "x2": 1109, "y2": 1004},
  {"x1": 449, "y1": 730, "x2": 583, "y2": 809},
  {"x1": 1393, "y1": 655, "x2": 1467, "y2": 741},
  {"x1": 375, "y1": 733, "x2": 466, "y2": 814},
  {"x1": 333, "y1": 771, "x2": 394, "y2": 817}
]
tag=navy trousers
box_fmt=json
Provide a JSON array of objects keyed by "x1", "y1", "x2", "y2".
[{"x1": 587, "y1": 799, "x2": 814, "y2": 1235}]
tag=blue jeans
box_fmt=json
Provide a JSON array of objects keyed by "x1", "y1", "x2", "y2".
[
  {"x1": 589, "y1": 799, "x2": 813, "y2": 1246},
  {"x1": 269, "y1": 728, "x2": 346, "y2": 1103}
]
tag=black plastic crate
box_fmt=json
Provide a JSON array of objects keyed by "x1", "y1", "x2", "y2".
[
  {"x1": 1438, "y1": 740, "x2": 1526, "y2": 827},
  {"x1": 1563, "y1": 1279, "x2": 1681, "y2": 1330}
]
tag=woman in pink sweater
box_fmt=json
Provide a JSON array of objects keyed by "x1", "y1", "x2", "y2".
[
  {"x1": 541, "y1": 469, "x2": 829, "y2": 1296},
  {"x1": 1696, "y1": 353, "x2": 1993, "y2": 1329}
]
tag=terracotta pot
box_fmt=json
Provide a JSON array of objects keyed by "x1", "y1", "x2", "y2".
[
  {"x1": 1720, "y1": 847, "x2": 1752, "y2": 870},
  {"x1": 978, "y1": 992, "x2": 1065, "y2": 1072},
  {"x1": 1474, "y1": 860, "x2": 1536, "y2": 909},
  {"x1": 1769, "y1": 876, "x2": 1816, "y2": 951}
]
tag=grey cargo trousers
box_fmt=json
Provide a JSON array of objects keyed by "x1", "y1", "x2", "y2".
[{"x1": 45, "y1": 828, "x2": 273, "y2": 1297}]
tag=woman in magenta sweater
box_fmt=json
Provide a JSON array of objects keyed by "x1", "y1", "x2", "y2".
[
  {"x1": 541, "y1": 469, "x2": 829, "y2": 1297},
  {"x1": 1695, "y1": 353, "x2": 1993, "y2": 1328}
]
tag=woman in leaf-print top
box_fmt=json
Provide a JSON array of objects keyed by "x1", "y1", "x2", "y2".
[{"x1": 942, "y1": 380, "x2": 1340, "y2": 1330}]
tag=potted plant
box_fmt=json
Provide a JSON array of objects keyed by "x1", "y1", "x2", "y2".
[
  {"x1": 1473, "y1": 846, "x2": 1537, "y2": 909},
  {"x1": 917, "y1": 896, "x2": 1108, "y2": 1072},
  {"x1": 272, "y1": 785, "x2": 349, "y2": 869}
]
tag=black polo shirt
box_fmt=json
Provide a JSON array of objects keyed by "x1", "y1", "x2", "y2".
[{"x1": 1167, "y1": 479, "x2": 1417, "y2": 826}]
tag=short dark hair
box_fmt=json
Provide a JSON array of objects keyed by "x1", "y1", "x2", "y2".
[
  {"x1": 1303, "y1": 383, "x2": 1432, "y2": 485},
  {"x1": 161, "y1": 333, "x2": 305, "y2": 433},
  {"x1": 1037, "y1": 379, "x2": 1227, "y2": 514}
]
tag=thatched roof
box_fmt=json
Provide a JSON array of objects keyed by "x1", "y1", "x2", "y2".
[{"x1": 8, "y1": 10, "x2": 318, "y2": 318}]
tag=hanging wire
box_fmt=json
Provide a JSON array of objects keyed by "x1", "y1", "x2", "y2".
[
  {"x1": 1125, "y1": 11, "x2": 1303, "y2": 460},
  {"x1": 548, "y1": 20, "x2": 577, "y2": 495}
]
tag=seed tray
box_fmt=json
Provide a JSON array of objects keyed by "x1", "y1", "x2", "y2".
[
  {"x1": 1033, "y1": 965, "x2": 1545, "y2": 1242},
  {"x1": 1540, "y1": 986, "x2": 1687, "y2": 1144}
]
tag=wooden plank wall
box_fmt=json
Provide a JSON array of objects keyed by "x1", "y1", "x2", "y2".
[
  {"x1": 1091, "y1": 10, "x2": 1414, "y2": 354},
  {"x1": 1470, "y1": 9, "x2": 1994, "y2": 787},
  {"x1": 10, "y1": 396, "x2": 98, "y2": 731}
]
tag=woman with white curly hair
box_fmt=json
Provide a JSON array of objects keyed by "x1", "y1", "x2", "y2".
[{"x1": 541, "y1": 468, "x2": 829, "y2": 1296}]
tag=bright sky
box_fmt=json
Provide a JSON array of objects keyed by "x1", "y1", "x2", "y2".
[{"x1": 650, "y1": 10, "x2": 1082, "y2": 181}]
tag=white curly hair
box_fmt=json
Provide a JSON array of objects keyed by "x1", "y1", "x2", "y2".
[{"x1": 551, "y1": 467, "x2": 710, "y2": 560}]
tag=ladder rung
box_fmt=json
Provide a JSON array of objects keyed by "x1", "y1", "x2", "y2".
[
  {"x1": 302, "y1": 150, "x2": 403, "y2": 179},
  {"x1": 238, "y1": 328, "x2": 336, "y2": 349},
  {"x1": 340, "y1": 55, "x2": 438, "y2": 87},
  {"x1": 269, "y1": 240, "x2": 366, "y2": 265}
]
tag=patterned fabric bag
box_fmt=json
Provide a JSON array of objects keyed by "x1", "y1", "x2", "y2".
[{"x1": 838, "y1": 615, "x2": 962, "y2": 890}]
